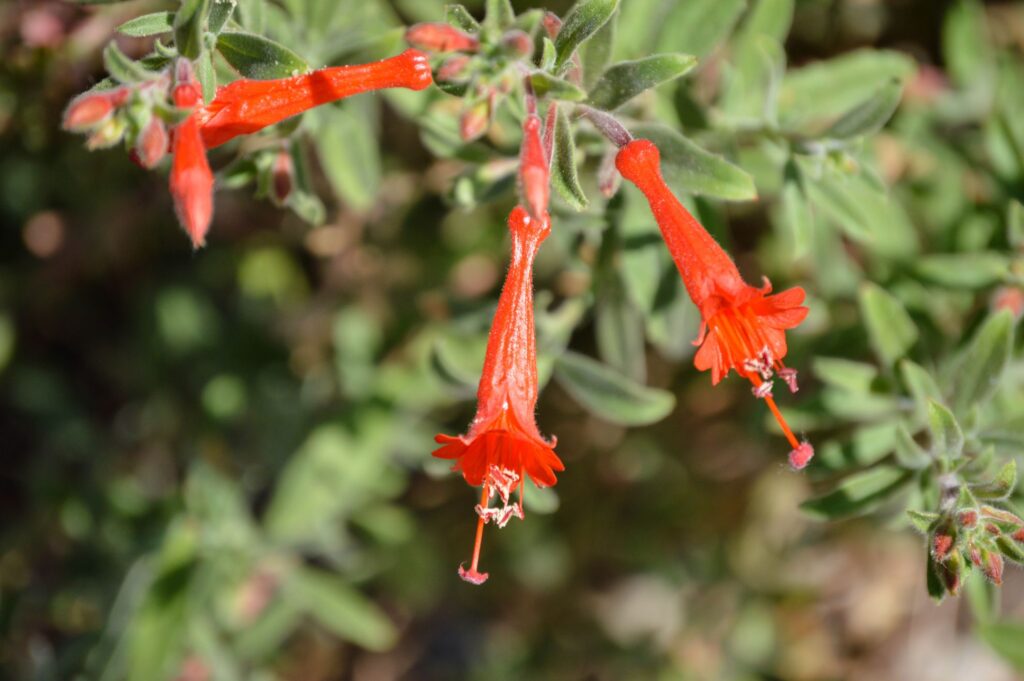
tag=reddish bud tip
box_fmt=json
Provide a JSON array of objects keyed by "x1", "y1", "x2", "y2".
[
  {"x1": 992, "y1": 286, "x2": 1024, "y2": 320},
  {"x1": 542, "y1": 12, "x2": 562, "y2": 39},
  {"x1": 457, "y1": 564, "x2": 489, "y2": 585},
  {"x1": 984, "y1": 552, "x2": 1004, "y2": 585},
  {"x1": 271, "y1": 149, "x2": 294, "y2": 206},
  {"x1": 985, "y1": 523, "x2": 1001, "y2": 535},
  {"x1": 957, "y1": 510, "x2": 978, "y2": 528},
  {"x1": 1013, "y1": 527, "x2": 1024, "y2": 542},
  {"x1": 437, "y1": 54, "x2": 472, "y2": 82},
  {"x1": 933, "y1": 533, "x2": 954, "y2": 560},
  {"x1": 501, "y1": 30, "x2": 534, "y2": 58},
  {"x1": 63, "y1": 91, "x2": 118, "y2": 131},
  {"x1": 788, "y1": 441, "x2": 814, "y2": 470},
  {"x1": 135, "y1": 117, "x2": 169, "y2": 169},
  {"x1": 969, "y1": 544, "x2": 982, "y2": 566},
  {"x1": 405, "y1": 23, "x2": 479, "y2": 53},
  {"x1": 460, "y1": 100, "x2": 491, "y2": 141}
]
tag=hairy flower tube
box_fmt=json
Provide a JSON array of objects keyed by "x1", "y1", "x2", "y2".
[
  {"x1": 197, "y1": 49, "x2": 432, "y2": 149},
  {"x1": 433, "y1": 206, "x2": 563, "y2": 585},
  {"x1": 169, "y1": 60, "x2": 215, "y2": 248},
  {"x1": 616, "y1": 139, "x2": 813, "y2": 469}
]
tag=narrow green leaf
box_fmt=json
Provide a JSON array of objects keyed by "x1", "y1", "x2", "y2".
[
  {"x1": 858, "y1": 283, "x2": 918, "y2": 367},
  {"x1": 899, "y1": 360, "x2": 944, "y2": 418},
  {"x1": 927, "y1": 400, "x2": 964, "y2": 457},
  {"x1": 551, "y1": 106, "x2": 588, "y2": 210},
  {"x1": 196, "y1": 50, "x2": 216, "y2": 102},
  {"x1": 484, "y1": 0, "x2": 515, "y2": 30},
  {"x1": 581, "y1": 7, "x2": 616, "y2": 89},
  {"x1": 174, "y1": 0, "x2": 209, "y2": 60},
  {"x1": 103, "y1": 43, "x2": 152, "y2": 84},
  {"x1": 217, "y1": 31, "x2": 309, "y2": 79},
  {"x1": 952, "y1": 311, "x2": 1014, "y2": 413},
  {"x1": 554, "y1": 0, "x2": 620, "y2": 71},
  {"x1": 588, "y1": 54, "x2": 696, "y2": 110},
  {"x1": 926, "y1": 553, "x2": 946, "y2": 602},
  {"x1": 825, "y1": 79, "x2": 903, "y2": 139},
  {"x1": 553, "y1": 350, "x2": 675, "y2": 426},
  {"x1": 446, "y1": 4, "x2": 481, "y2": 32},
  {"x1": 996, "y1": 535, "x2": 1024, "y2": 564},
  {"x1": 631, "y1": 123, "x2": 756, "y2": 201},
  {"x1": 594, "y1": 282, "x2": 646, "y2": 381},
  {"x1": 812, "y1": 357, "x2": 877, "y2": 394},
  {"x1": 978, "y1": 622, "x2": 1024, "y2": 670},
  {"x1": 906, "y1": 509, "x2": 939, "y2": 533},
  {"x1": 118, "y1": 12, "x2": 175, "y2": 37},
  {"x1": 540, "y1": 37, "x2": 557, "y2": 71},
  {"x1": 894, "y1": 429, "x2": 931, "y2": 471},
  {"x1": 529, "y1": 71, "x2": 587, "y2": 101},
  {"x1": 779, "y1": 159, "x2": 812, "y2": 255},
  {"x1": 800, "y1": 466, "x2": 912, "y2": 519},
  {"x1": 318, "y1": 103, "x2": 382, "y2": 212},
  {"x1": 656, "y1": 0, "x2": 745, "y2": 59},
  {"x1": 943, "y1": 0, "x2": 995, "y2": 90},
  {"x1": 914, "y1": 252, "x2": 1010, "y2": 289},
  {"x1": 1008, "y1": 200, "x2": 1024, "y2": 249},
  {"x1": 972, "y1": 460, "x2": 1017, "y2": 500},
  {"x1": 289, "y1": 567, "x2": 397, "y2": 651},
  {"x1": 208, "y1": 0, "x2": 236, "y2": 34}
]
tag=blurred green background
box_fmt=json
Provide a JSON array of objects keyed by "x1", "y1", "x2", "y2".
[{"x1": 2, "y1": 0, "x2": 1024, "y2": 679}]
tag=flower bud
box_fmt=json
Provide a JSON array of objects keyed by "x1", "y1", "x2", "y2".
[
  {"x1": 437, "y1": 55, "x2": 472, "y2": 82},
  {"x1": 992, "y1": 286, "x2": 1024, "y2": 320},
  {"x1": 135, "y1": 116, "x2": 169, "y2": 169},
  {"x1": 460, "y1": 98, "x2": 491, "y2": 142},
  {"x1": 405, "y1": 23, "x2": 479, "y2": 53},
  {"x1": 542, "y1": 12, "x2": 562, "y2": 39},
  {"x1": 932, "y1": 531, "x2": 954, "y2": 560},
  {"x1": 271, "y1": 148, "x2": 293, "y2": 206},
  {"x1": 983, "y1": 551, "x2": 1004, "y2": 585},
  {"x1": 957, "y1": 509, "x2": 978, "y2": 528},
  {"x1": 63, "y1": 90, "x2": 121, "y2": 131},
  {"x1": 938, "y1": 551, "x2": 963, "y2": 595},
  {"x1": 1013, "y1": 527, "x2": 1024, "y2": 542},
  {"x1": 501, "y1": 30, "x2": 533, "y2": 58},
  {"x1": 85, "y1": 115, "x2": 127, "y2": 149}
]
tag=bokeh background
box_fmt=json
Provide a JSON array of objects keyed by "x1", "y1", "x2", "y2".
[{"x1": 2, "y1": 0, "x2": 1024, "y2": 679}]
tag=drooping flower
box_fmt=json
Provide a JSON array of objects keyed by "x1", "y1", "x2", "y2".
[
  {"x1": 615, "y1": 138, "x2": 813, "y2": 469},
  {"x1": 169, "y1": 60, "x2": 215, "y2": 248},
  {"x1": 197, "y1": 49, "x2": 432, "y2": 149},
  {"x1": 433, "y1": 206, "x2": 563, "y2": 585}
]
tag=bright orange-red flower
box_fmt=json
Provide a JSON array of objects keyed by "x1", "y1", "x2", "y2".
[
  {"x1": 198, "y1": 49, "x2": 432, "y2": 149},
  {"x1": 169, "y1": 62, "x2": 215, "y2": 248},
  {"x1": 433, "y1": 206, "x2": 563, "y2": 585},
  {"x1": 616, "y1": 138, "x2": 813, "y2": 469}
]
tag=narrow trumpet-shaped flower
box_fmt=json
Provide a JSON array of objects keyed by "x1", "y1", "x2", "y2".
[
  {"x1": 433, "y1": 206, "x2": 563, "y2": 585},
  {"x1": 616, "y1": 139, "x2": 813, "y2": 469},
  {"x1": 169, "y1": 61, "x2": 215, "y2": 248},
  {"x1": 198, "y1": 49, "x2": 432, "y2": 149}
]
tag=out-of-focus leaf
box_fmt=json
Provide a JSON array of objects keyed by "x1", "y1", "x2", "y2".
[
  {"x1": 118, "y1": 12, "x2": 175, "y2": 37},
  {"x1": 812, "y1": 357, "x2": 877, "y2": 394},
  {"x1": 0, "y1": 314, "x2": 14, "y2": 374},
  {"x1": 779, "y1": 50, "x2": 915, "y2": 129},
  {"x1": 530, "y1": 71, "x2": 587, "y2": 101},
  {"x1": 289, "y1": 567, "x2": 396, "y2": 651},
  {"x1": 551, "y1": 106, "x2": 588, "y2": 210},
  {"x1": 927, "y1": 400, "x2": 964, "y2": 457},
  {"x1": 447, "y1": 4, "x2": 480, "y2": 32},
  {"x1": 1008, "y1": 200, "x2": 1024, "y2": 249},
  {"x1": 103, "y1": 43, "x2": 152, "y2": 83},
  {"x1": 801, "y1": 466, "x2": 911, "y2": 519},
  {"x1": 318, "y1": 102, "x2": 382, "y2": 212},
  {"x1": 978, "y1": 622, "x2": 1024, "y2": 670},
  {"x1": 952, "y1": 311, "x2": 1014, "y2": 413},
  {"x1": 926, "y1": 553, "x2": 946, "y2": 602},
  {"x1": 594, "y1": 280, "x2": 647, "y2": 382},
  {"x1": 483, "y1": 0, "x2": 515, "y2": 30},
  {"x1": 631, "y1": 123, "x2": 756, "y2": 201},
  {"x1": 555, "y1": 0, "x2": 620, "y2": 71},
  {"x1": 915, "y1": 252, "x2": 1010, "y2": 289},
  {"x1": 174, "y1": 0, "x2": 208, "y2": 60},
  {"x1": 943, "y1": 0, "x2": 995, "y2": 91},
  {"x1": 196, "y1": 50, "x2": 216, "y2": 102},
  {"x1": 656, "y1": 0, "x2": 745, "y2": 59},
  {"x1": 588, "y1": 54, "x2": 696, "y2": 111},
  {"x1": 965, "y1": 570, "x2": 999, "y2": 625},
  {"x1": 972, "y1": 460, "x2": 1017, "y2": 500},
  {"x1": 825, "y1": 79, "x2": 903, "y2": 139},
  {"x1": 553, "y1": 351, "x2": 674, "y2": 426},
  {"x1": 907, "y1": 509, "x2": 939, "y2": 532},
  {"x1": 720, "y1": 0, "x2": 792, "y2": 122},
  {"x1": 779, "y1": 159, "x2": 812, "y2": 255},
  {"x1": 581, "y1": 8, "x2": 616, "y2": 90},
  {"x1": 899, "y1": 360, "x2": 945, "y2": 419},
  {"x1": 217, "y1": 31, "x2": 309, "y2": 79},
  {"x1": 859, "y1": 283, "x2": 918, "y2": 367}
]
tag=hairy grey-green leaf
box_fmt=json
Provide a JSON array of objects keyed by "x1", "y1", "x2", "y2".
[
  {"x1": 446, "y1": 4, "x2": 481, "y2": 32},
  {"x1": 117, "y1": 12, "x2": 175, "y2": 37},
  {"x1": 554, "y1": 351, "x2": 675, "y2": 426},
  {"x1": 483, "y1": 0, "x2": 515, "y2": 30},
  {"x1": 914, "y1": 252, "x2": 1010, "y2": 289},
  {"x1": 174, "y1": 0, "x2": 209, "y2": 60},
  {"x1": 217, "y1": 31, "x2": 309, "y2": 79},
  {"x1": 801, "y1": 466, "x2": 912, "y2": 519},
  {"x1": 551, "y1": 106, "x2": 588, "y2": 210},
  {"x1": 825, "y1": 79, "x2": 903, "y2": 139},
  {"x1": 952, "y1": 311, "x2": 1014, "y2": 413},
  {"x1": 530, "y1": 71, "x2": 587, "y2": 101},
  {"x1": 858, "y1": 283, "x2": 918, "y2": 367},
  {"x1": 1008, "y1": 200, "x2": 1024, "y2": 249},
  {"x1": 927, "y1": 400, "x2": 964, "y2": 458},
  {"x1": 554, "y1": 0, "x2": 620, "y2": 70},
  {"x1": 895, "y1": 424, "x2": 932, "y2": 470},
  {"x1": 103, "y1": 43, "x2": 153, "y2": 84},
  {"x1": 588, "y1": 54, "x2": 696, "y2": 110}
]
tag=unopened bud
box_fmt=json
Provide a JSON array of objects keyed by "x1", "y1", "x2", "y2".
[
  {"x1": 985, "y1": 523, "x2": 1001, "y2": 535},
  {"x1": 437, "y1": 55, "x2": 472, "y2": 82},
  {"x1": 1013, "y1": 527, "x2": 1024, "y2": 542},
  {"x1": 788, "y1": 441, "x2": 814, "y2": 470},
  {"x1": 173, "y1": 59, "x2": 201, "y2": 109},
  {"x1": 969, "y1": 542, "x2": 982, "y2": 566},
  {"x1": 135, "y1": 116, "x2": 169, "y2": 168},
  {"x1": 542, "y1": 12, "x2": 562, "y2": 39},
  {"x1": 460, "y1": 99, "x2": 491, "y2": 141},
  {"x1": 992, "y1": 286, "x2": 1024, "y2": 320},
  {"x1": 405, "y1": 23, "x2": 479, "y2": 53},
  {"x1": 63, "y1": 90, "x2": 120, "y2": 131},
  {"x1": 939, "y1": 551, "x2": 963, "y2": 595},
  {"x1": 932, "y1": 532, "x2": 954, "y2": 560},
  {"x1": 957, "y1": 509, "x2": 978, "y2": 528},
  {"x1": 501, "y1": 30, "x2": 533, "y2": 58},
  {"x1": 984, "y1": 551, "x2": 1004, "y2": 585},
  {"x1": 271, "y1": 148, "x2": 293, "y2": 206},
  {"x1": 85, "y1": 115, "x2": 127, "y2": 149}
]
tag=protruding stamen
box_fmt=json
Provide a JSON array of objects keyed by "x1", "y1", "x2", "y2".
[
  {"x1": 486, "y1": 465, "x2": 519, "y2": 505},
  {"x1": 788, "y1": 441, "x2": 814, "y2": 470},
  {"x1": 460, "y1": 486, "x2": 490, "y2": 585},
  {"x1": 752, "y1": 381, "x2": 774, "y2": 399},
  {"x1": 778, "y1": 368, "x2": 799, "y2": 393}
]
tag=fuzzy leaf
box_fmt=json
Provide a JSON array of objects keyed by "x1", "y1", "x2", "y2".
[
  {"x1": 530, "y1": 71, "x2": 587, "y2": 101},
  {"x1": 952, "y1": 311, "x2": 1014, "y2": 413},
  {"x1": 631, "y1": 123, "x2": 756, "y2": 201},
  {"x1": 972, "y1": 460, "x2": 1017, "y2": 500},
  {"x1": 914, "y1": 252, "x2": 1010, "y2": 289},
  {"x1": 103, "y1": 43, "x2": 152, "y2": 83},
  {"x1": 907, "y1": 509, "x2": 939, "y2": 533},
  {"x1": 446, "y1": 4, "x2": 480, "y2": 32},
  {"x1": 895, "y1": 423, "x2": 932, "y2": 470},
  {"x1": 580, "y1": 8, "x2": 616, "y2": 89},
  {"x1": 927, "y1": 400, "x2": 964, "y2": 457},
  {"x1": 208, "y1": 0, "x2": 236, "y2": 34},
  {"x1": 174, "y1": 0, "x2": 209, "y2": 60},
  {"x1": 858, "y1": 283, "x2": 918, "y2": 367},
  {"x1": 812, "y1": 357, "x2": 877, "y2": 394},
  {"x1": 825, "y1": 79, "x2": 903, "y2": 139},
  {"x1": 554, "y1": 351, "x2": 675, "y2": 426},
  {"x1": 588, "y1": 54, "x2": 696, "y2": 111},
  {"x1": 117, "y1": 12, "x2": 175, "y2": 37},
  {"x1": 899, "y1": 360, "x2": 944, "y2": 419},
  {"x1": 801, "y1": 466, "x2": 911, "y2": 519},
  {"x1": 483, "y1": 0, "x2": 515, "y2": 30},
  {"x1": 217, "y1": 31, "x2": 309, "y2": 79},
  {"x1": 554, "y1": 0, "x2": 620, "y2": 71},
  {"x1": 656, "y1": 0, "x2": 745, "y2": 59},
  {"x1": 551, "y1": 106, "x2": 588, "y2": 210}
]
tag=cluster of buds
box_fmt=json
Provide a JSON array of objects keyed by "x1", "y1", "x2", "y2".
[{"x1": 926, "y1": 503, "x2": 1024, "y2": 595}]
